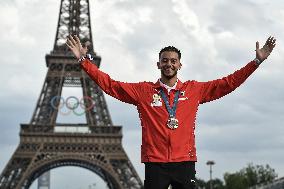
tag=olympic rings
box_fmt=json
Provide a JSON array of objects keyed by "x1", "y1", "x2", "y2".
[
  {"x1": 50, "y1": 96, "x2": 64, "y2": 110},
  {"x1": 81, "y1": 96, "x2": 95, "y2": 111},
  {"x1": 66, "y1": 96, "x2": 80, "y2": 110},
  {"x1": 50, "y1": 95, "x2": 95, "y2": 116}
]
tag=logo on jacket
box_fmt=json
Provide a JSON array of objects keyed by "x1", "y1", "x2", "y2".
[
  {"x1": 178, "y1": 91, "x2": 188, "y2": 101},
  {"x1": 151, "y1": 94, "x2": 162, "y2": 107}
]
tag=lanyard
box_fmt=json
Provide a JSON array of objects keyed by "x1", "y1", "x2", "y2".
[{"x1": 160, "y1": 89, "x2": 180, "y2": 118}]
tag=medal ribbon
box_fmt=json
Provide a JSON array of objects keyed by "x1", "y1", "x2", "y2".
[{"x1": 160, "y1": 89, "x2": 180, "y2": 118}]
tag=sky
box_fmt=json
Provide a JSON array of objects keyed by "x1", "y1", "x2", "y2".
[{"x1": 0, "y1": 0, "x2": 284, "y2": 188}]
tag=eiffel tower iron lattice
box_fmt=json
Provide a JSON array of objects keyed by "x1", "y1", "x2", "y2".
[{"x1": 0, "y1": 0, "x2": 143, "y2": 188}]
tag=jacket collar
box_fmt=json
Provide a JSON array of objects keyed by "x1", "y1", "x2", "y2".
[{"x1": 154, "y1": 79, "x2": 184, "y2": 91}]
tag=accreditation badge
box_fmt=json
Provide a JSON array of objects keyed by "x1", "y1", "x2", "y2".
[{"x1": 151, "y1": 94, "x2": 162, "y2": 107}]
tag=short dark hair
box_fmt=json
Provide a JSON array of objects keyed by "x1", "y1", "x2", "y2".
[{"x1": 159, "y1": 46, "x2": 181, "y2": 60}]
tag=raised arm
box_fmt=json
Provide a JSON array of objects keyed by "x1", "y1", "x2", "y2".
[
  {"x1": 66, "y1": 35, "x2": 141, "y2": 105},
  {"x1": 199, "y1": 36, "x2": 276, "y2": 104}
]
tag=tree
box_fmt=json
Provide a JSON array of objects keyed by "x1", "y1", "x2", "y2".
[
  {"x1": 244, "y1": 163, "x2": 277, "y2": 187},
  {"x1": 224, "y1": 172, "x2": 247, "y2": 189},
  {"x1": 224, "y1": 163, "x2": 277, "y2": 189},
  {"x1": 196, "y1": 178, "x2": 225, "y2": 189},
  {"x1": 196, "y1": 178, "x2": 207, "y2": 189},
  {"x1": 207, "y1": 178, "x2": 225, "y2": 189}
]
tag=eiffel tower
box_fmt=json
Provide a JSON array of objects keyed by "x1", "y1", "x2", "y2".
[{"x1": 0, "y1": 0, "x2": 143, "y2": 188}]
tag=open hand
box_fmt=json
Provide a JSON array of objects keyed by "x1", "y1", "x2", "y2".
[
  {"x1": 256, "y1": 36, "x2": 276, "y2": 62},
  {"x1": 66, "y1": 35, "x2": 88, "y2": 59}
]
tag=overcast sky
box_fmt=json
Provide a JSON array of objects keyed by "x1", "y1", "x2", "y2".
[{"x1": 1, "y1": 0, "x2": 284, "y2": 188}]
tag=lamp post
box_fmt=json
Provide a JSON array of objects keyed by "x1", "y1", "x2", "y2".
[{"x1": 206, "y1": 160, "x2": 215, "y2": 189}]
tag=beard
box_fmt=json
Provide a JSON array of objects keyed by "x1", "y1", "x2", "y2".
[{"x1": 161, "y1": 67, "x2": 178, "y2": 80}]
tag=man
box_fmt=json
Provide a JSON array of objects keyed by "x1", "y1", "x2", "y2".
[{"x1": 66, "y1": 35, "x2": 276, "y2": 189}]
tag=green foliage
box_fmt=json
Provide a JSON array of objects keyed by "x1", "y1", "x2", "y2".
[
  {"x1": 196, "y1": 178, "x2": 207, "y2": 188},
  {"x1": 196, "y1": 178, "x2": 225, "y2": 189},
  {"x1": 208, "y1": 178, "x2": 225, "y2": 189},
  {"x1": 224, "y1": 163, "x2": 277, "y2": 189},
  {"x1": 224, "y1": 172, "x2": 247, "y2": 189},
  {"x1": 197, "y1": 163, "x2": 277, "y2": 189}
]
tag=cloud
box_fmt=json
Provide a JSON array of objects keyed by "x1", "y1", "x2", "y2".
[{"x1": 1, "y1": 0, "x2": 284, "y2": 188}]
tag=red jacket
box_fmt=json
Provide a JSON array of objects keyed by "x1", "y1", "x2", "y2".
[{"x1": 81, "y1": 60, "x2": 258, "y2": 162}]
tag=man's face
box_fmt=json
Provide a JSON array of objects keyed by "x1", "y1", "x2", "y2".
[{"x1": 157, "y1": 51, "x2": 182, "y2": 79}]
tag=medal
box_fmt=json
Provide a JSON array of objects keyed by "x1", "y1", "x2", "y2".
[
  {"x1": 167, "y1": 117, "x2": 179, "y2": 129},
  {"x1": 160, "y1": 89, "x2": 180, "y2": 130}
]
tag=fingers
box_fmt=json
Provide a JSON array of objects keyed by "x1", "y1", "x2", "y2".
[
  {"x1": 74, "y1": 35, "x2": 82, "y2": 47},
  {"x1": 66, "y1": 35, "x2": 80, "y2": 48},
  {"x1": 256, "y1": 41, "x2": 259, "y2": 50},
  {"x1": 69, "y1": 35, "x2": 77, "y2": 46},
  {"x1": 265, "y1": 36, "x2": 272, "y2": 45},
  {"x1": 66, "y1": 36, "x2": 75, "y2": 49},
  {"x1": 66, "y1": 38, "x2": 73, "y2": 49},
  {"x1": 265, "y1": 36, "x2": 276, "y2": 50},
  {"x1": 270, "y1": 37, "x2": 276, "y2": 49}
]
